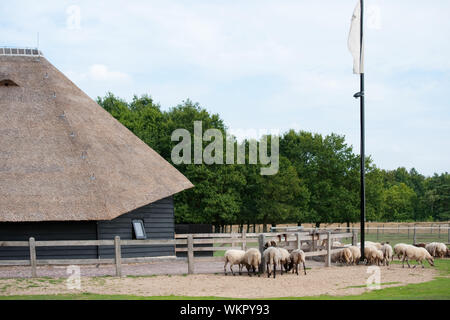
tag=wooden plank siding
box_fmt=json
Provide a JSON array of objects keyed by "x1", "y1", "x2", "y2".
[{"x1": 0, "y1": 196, "x2": 175, "y2": 260}]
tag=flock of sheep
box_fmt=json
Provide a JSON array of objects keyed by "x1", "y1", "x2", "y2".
[
  {"x1": 223, "y1": 238, "x2": 449, "y2": 278},
  {"x1": 223, "y1": 240, "x2": 307, "y2": 278}
]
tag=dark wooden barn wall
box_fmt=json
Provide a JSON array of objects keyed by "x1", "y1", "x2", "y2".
[
  {"x1": 0, "y1": 197, "x2": 175, "y2": 260},
  {"x1": 97, "y1": 196, "x2": 175, "y2": 258}
]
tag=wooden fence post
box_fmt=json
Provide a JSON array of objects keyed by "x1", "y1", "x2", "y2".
[
  {"x1": 241, "y1": 230, "x2": 246, "y2": 251},
  {"x1": 114, "y1": 236, "x2": 122, "y2": 277},
  {"x1": 311, "y1": 231, "x2": 316, "y2": 252},
  {"x1": 29, "y1": 237, "x2": 37, "y2": 278},
  {"x1": 413, "y1": 225, "x2": 417, "y2": 245},
  {"x1": 352, "y1": 231, "x2": 357, "y2": 246},
  {"x1": 187, "y1": 235, "x2": 194, "y2": 274},
  {"x1": 296, "y1": 233, "x2": 301, "y2": 250},
  {"x1": 258, "y1": 234, "x2": 266, "y2": 273},
  {"x1": 377, "y1": 226, "x2": 379, "y2": 240},
  {"x1": 325, "y1": 232, "x2": 331, "y2": 267},
  {"x1": 438, "y1": 225, "x2": 441, "y2": 239}
]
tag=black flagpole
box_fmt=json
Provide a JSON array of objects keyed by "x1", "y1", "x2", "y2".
[
  {"x1": 352, "y1": 0, "x2": 365, "y2": 261},
  {"x1": 359, "y1": 0, "x2": 366, "y2": 261}
]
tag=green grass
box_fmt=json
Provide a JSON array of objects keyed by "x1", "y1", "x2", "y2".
[{"x1": 1, "y1": 259, "x2": 449, "y2": 300}]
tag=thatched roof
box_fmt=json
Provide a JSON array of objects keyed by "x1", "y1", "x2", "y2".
[{"x1": 0, "y1": 49, "x2": 193, "y2": 222}]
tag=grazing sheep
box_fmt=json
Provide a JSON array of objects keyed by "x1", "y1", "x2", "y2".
[
  {"x1": 330, "y1": 248, "x2": 352, "y2": 265},
  {"x1": 289, "y1": 249, "x2": 307, "y2": 275},
  {"x1": 348, "y1": 246, "x2": 361, "y2": 265},
  {"x1": 278, "y1": 248, "x2": 291, "y2": 272},
  {"x1": 402, "y1": 245, "x2": 434, "y2": 268},
  {"x1": 341, "y1": 248, "x2": 353, "y2": 265},
  {"x1": 223, "y1": 249, "x2": 246, "y2": 276},
  {"x1": 436, "y1": 243, "x2": 447, "y2": 258},
  {"x1": 425, "y1": 243, "x2": 437, "y2": 257},
  {"x1": 330, "y1": 248, "x2": 344, "y2": 263},
  {"x1": 414, "y1": 243, "x2": 427, "y2": 248},
  {"x1": 381, "y1": 243, "x2": 393, "y2": 266},
  {"x1": 242, "y1": 248, "x2": 261, "y2": 276},
  {"x1": 263, "y1": 247, "x2": 281, "y2": 278},
  {"x1": 363, "y1": 245, "x2": 379, "y2": 265},
  {"x1": 394, "y1": 243, "x2": 408, "y2": 260},
  {"x1": 425, "y1": 242, "x2": 447, "y2": 258},
  {"x1": 375, "y1": 249, "x2": 385, "y2": 266}
]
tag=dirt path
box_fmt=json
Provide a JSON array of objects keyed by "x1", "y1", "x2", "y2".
[{"x1": 0, "y1": 264, "x2": 437, "y2": 298}]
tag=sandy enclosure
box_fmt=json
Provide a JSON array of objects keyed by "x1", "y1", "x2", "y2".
[{"x1": 0, "y1": 262, "x2": 438, "y2": 299}]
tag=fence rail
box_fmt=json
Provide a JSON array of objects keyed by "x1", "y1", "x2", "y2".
[{"x1": 0, "y1": 231, "x2": 356, "y2": 277}]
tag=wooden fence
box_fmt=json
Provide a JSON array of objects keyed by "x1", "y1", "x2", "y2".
[{"x1": 0, "y1": 230, "x2": 355, "y2": 277}]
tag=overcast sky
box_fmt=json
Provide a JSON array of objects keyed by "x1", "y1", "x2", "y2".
[{"x1": 1, "y1": 0, "x2": 449, "y2": 176}]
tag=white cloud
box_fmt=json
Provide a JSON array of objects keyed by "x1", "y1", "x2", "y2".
[{"x1": 88, "y1": 64, "x2": 130, "y2": 82}]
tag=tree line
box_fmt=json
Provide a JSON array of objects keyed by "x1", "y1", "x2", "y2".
[{"x1": 98, "y1": 93, "x2": 449, "y2": 231}]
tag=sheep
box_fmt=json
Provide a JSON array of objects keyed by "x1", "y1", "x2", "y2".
[
  {"x1": 363, "y1": 245, "x2": 379, "y2": 265},
  {"x1": 223, "y1": 249, "x2": 246, "y2": 276},
  {"x1": 278, "y1": 247, "x2": 291, "y2": 272},
  {"x1": 425, "y1": 243, "x2": 437, "y2": 257},
  {"x1": 394, "y1": 243, "x2": 408, "y2": 260},
  {"x1": 381, "y1": 243, "x2": 393, "y2": 266},
  {"x1": 426, "y1": 242, "x2": 447, "y2": 258},
  {"x1": 375, "y1": 249, "x2": 385, "y2": 266},
  {"x1": 289, "y1": 249, "x2": 307, "y2": 275},
  {"x1": 263, "y1": 247, "x2": 282, "y2": 278},
  {"x1": 242, "y1": 248, "x2": 261, "y2": 277},
  {"x1": 348, "y1": 246, "x2": 361, "y2": 265},
  {"x1": 330, "y1": 248, "x2": 352, "y2": 265},
  {"x1": 340, "y1": 247, "x2": 353, "y2": 265},
  {"x1": 330, "y1": 248, "x2": 343, "y2": 263},
  {"x1": 402, "y1": 245, "x2": 434, "y2": 268}
]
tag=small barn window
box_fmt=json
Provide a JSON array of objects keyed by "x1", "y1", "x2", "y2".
[
  {"x1": 0, "y1": 79, "x2": 19, "y2": 87},
  {"x1": 132, "y1": 220, "x2": 147, "y2": 239}
]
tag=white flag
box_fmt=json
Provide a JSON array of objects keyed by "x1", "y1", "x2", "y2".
[{"x1": 348, "y1": 1, "x2": 364, "y2": 74}]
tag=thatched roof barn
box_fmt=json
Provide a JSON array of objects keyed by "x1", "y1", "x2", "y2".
[{"x1": 0, "y1": 48, "x2": 193, "y2": 260}]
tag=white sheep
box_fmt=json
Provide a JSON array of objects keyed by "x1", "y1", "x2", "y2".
[
  {"x1": 330, "y1": 248, "x2": 352, "y2": 265},
  {"x1": 402, "y1": 245, "x2": 434, "y2": 268},
  {"x1": 363, "y1": 245, "x2": 379, "y2": 265},
  {"x1": 348, "y1": 245, "x2": 361, "y2": 265},
  {"x1": 263, "y1": 247, "x2": 282, "y2": 278},
  {"x1": 278, "y1": 247, "x2": 291, "y2": 272},
  {"x1": 242, "y1": 248, "x2": 261, "y2": 276},
  {"x1": 425, "y1": 242, "x2": 447, "y2": 258},
  {"x1": 289, "y1": 249, "x2": 307, "y2": 275},
  {"x1": 375, "y1": 249, "x2": 385, "y2": 266},
  {"x1": 381, "y1": 243, "x2": 393, "y2": 266},
  {"x1": 223, "y1": 249, "x2": 246, "y2": 276},
  {"x1": 394, "y1": 243, "x2": 408, "y2": 260}
]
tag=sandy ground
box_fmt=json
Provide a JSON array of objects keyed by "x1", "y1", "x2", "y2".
[{"x1": 0, "y1": 262, "x2": 438, "y2": 299}]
